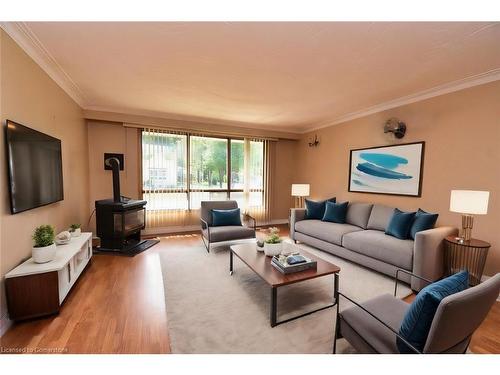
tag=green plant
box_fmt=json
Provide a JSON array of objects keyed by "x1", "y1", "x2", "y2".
[
  {"x1": 69, "y1": 223, "x2": 81, "y2": 232},
  {"x1": 264, "y1": 227, "x2": 282, "y2": 244},
  {"x1": 33, "y1": 225, "x2": 55, "y2": 248}
]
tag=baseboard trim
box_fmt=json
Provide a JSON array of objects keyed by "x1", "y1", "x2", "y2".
[{"x1": 141, "y1": 219, "x2": 289, "y2": 236}]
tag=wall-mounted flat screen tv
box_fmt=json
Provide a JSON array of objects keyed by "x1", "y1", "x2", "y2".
[{"x1": 5, "y1": 120, "x2": 64, "y2": 214}]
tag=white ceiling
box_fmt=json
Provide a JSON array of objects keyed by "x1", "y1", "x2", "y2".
[{"x1": 10, "y1": 22, "x2": 500, "y2": 133}]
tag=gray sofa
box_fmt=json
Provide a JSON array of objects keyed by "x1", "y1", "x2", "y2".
[{"x1": 290, "y1": 202, "x2": 458, "y2": 291}]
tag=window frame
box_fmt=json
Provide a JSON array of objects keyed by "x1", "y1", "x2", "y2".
[{"x1": 141, "y1": 131, "x2": 265, "y2": 211}]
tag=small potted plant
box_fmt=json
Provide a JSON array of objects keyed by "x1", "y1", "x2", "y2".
[
  {"x1": 32, "y1": 225, "x2": 57, "y2": 263},
  {"x1": 263, "y1": 227, "x2": 283, "y2": 256},
  {"x1": 69, "y1": 223, "x2": 81, "y2": 237}
]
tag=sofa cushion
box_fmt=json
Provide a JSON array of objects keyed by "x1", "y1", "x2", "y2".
[
  {"x1": 397, "y1": 270, "x2": 469, "y2": 353},
  {"x1": 322, "y1": 201, "x2": 349, "y2": 223},
  {"x1": 367, "y1": 204, "x2": 395, "y2": 231},
  {"x1": 295, "y1": 220, "x2": 362, "y2": 246},
  {"x1": 342, "y1": 230, "x2": 414, "y2": 270},
  {"x1": 345, "y1": 202, "x2": 373, "y2": 229},
  {"x1": 204, "y1": 225, "x2": 255, "y2": 243},
  {"x1": 385, "y1": 208, "x2": 416, "y2": 240}
]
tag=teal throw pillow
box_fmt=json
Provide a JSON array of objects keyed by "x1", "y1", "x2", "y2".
[
  {"x1": 305, "y1": 197, "x2": 336, "y2": 220},
  {"x1": 409, "y1": 208, "x2": 438, "y2": 240},
  {"x1": 211, "y1": 208, "x2": 242, "y2": 226},
  {"x1": 397, "y1": 270, "x2": 469, "y2": 353},
  {"x1": 322, "y1": 201, "x2": 349, "y2": 223},
  {"x1": 385, "y1": 208, "x2": 416, "y2": 239}
]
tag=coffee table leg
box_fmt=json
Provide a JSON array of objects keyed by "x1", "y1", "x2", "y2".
[
  {"x1": 229, "y1": 250, "x2": 233, "y2": 276},
  {"x1": 270, "y1": 286, "x2": 277, "y2": 327},
  {"x1": 334, "y1": 272, "x2": 339, "y2": 304},
  {"x1": 333, "y1": 272, "x2": 340, "y2": 354}
]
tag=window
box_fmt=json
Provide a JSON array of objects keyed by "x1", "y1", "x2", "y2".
[{"x1": 142, "y1": 130, "x2": 265, "y2": 211}]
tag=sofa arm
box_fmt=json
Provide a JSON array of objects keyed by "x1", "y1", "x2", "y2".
[
  {"x1": 289, "y1": 208, "x2": 306, "y2": 240},
  {"x1": 412, "y1": 226, "x2": 458, "y2": 291}
]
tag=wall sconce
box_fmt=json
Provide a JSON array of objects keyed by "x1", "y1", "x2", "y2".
[
  {"x1": 308, "y1": 134, "x2": 320, "y2": 147},
  {"x1": 384, "y1": 118, "x2": 407, "y2": 139}
]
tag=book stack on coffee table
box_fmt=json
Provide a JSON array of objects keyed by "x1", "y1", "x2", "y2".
[{"x1": 271, "y1": 253, "x2": 317, "y2": 274}]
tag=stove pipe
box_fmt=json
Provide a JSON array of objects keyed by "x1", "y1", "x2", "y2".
[{"x1": 105, "y1": 157, "x2": 121, "y2": 203}]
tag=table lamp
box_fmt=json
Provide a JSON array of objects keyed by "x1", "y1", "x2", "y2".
[
  {"x1": 449, "y1": 190, "x2": 489, "y2": 241},
  {"x1": 291, "y1": 184, "x2": 310, "y2": 208}
]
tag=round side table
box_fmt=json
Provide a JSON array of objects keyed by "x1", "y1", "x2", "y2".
[{"x1": 444, "y1": 236, "x2": 491, "y2": 286}]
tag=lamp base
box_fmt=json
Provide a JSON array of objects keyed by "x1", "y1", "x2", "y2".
[
  {"x1": 461, "y1": 214, "x2": 474, "y2": 241},
  {"x1": 293, "y1": 196, "x2": 305, "y2": 208}
]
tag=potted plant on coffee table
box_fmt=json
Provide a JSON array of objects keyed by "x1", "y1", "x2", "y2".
[
  {"x1": 69, "y1": 223, "x2": 82, "y2": 237},
  {"x1": 263, "y1": 227, "x2": 283, "y2": 256},
  {"x1": 32, "y1": 225, "x2": 57, "y2": 264}
]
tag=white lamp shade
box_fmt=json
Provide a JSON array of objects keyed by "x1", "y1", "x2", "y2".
[
  {"x1": 450, "y1": 190, "x2": 489, "y2": 215},
  {"x1": 291, "y1": 184, "x2": 310, "y2": 197}
]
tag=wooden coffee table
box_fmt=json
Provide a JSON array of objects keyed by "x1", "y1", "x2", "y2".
[{"x1": 229, "y1": 243, "x2": 340, "y2": 327}]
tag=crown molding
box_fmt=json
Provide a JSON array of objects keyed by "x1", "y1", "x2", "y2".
[
  {"x1": 0, "y1": 22, "x2": 87, "y2": 107},
  {"x1": 84, "y1": 105, "x2": 302, "y2": 134},
  {"x1": 83, "y1": 108, "x2": 301, "y2": 140},
  {"x1": 302, "y1": 68, "x2": 500, "y2": 133}
]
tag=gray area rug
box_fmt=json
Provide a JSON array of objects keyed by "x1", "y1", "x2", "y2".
[{"x1": 159, "y1": 240, "x2": 411, "y2": 353}]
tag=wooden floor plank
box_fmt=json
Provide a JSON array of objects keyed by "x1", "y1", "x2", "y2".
[{"x1": 1, "y1": 226, "x2": 498, "y2": 354}]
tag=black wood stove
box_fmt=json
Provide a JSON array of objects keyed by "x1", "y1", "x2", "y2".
[{"x1": 95, "y1": 156, "x2": 147, "y2": 253}]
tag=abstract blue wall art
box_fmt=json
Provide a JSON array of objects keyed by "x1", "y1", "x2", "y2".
[{"x1": 348, "y1": 142, "x2": 425, "y2": 196}]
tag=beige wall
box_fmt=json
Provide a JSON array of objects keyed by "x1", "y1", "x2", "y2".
[
  {"x1": 86, "y1": 120, "x2": 296, "y2": 232},
  {"x1": 0, "y1": 31, "x2": 90, "y2": 331},
  {"x1": 296, "y1": 81, "x2": 500, "y2": 276},
  {"x1": 87, "y1": 121, "x2": 140, "y2": 232},
  {"x1": 271, "y1": 138, "x2": 297, "y2": 219}
]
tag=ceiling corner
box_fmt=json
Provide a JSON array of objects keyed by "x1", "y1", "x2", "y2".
[{"x1": 0, "y1": 22, "x2": 87, "y2": 107}]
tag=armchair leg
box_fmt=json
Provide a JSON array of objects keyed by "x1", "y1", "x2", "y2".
[{"x1": 201, "y1": 234, "x2": 210, "y2": 253}]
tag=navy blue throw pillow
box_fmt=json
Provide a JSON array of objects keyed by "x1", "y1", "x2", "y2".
[
  {"x1": 322, "y1": 201, "x2": 349, "y2": 223},
  {"x1": 385, "y1": 208, "x2": 416, "y2": 239},
  {"x1": 211, "y1": 208, "x2": 242, "y2": 226},
  {"x1": 305, "y1": 197, "x2": 336, "y2": 220},
  {"x1": 409, "y1": 208, "x2": 439, "y2": 240},
  {"x1": 397, "y1": 270, "x2": 469, "y2": 353}
]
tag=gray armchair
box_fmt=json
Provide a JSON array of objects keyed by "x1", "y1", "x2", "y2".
[
  {"x1": 200, "y1": 200, "x2": 256, "y2": 253},
  {"x1": 333, "y1": 270, "x2": 500, "y2": 354}
]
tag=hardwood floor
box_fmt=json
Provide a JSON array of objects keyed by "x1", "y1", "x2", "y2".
[
  {"x1": 1, "y1": 226, "x2": 499, "y2": 354},
  {"x1": 1, "y1": 242, "x2": 172, "y2": 354}
]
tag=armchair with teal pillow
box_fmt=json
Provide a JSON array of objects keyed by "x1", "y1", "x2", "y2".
[
  {"x1": 200, "y1": 201, "x2": 256, "y2": 253},
  {"x1": 333, "y1": 270, "x2": 500, "y2": 354}
]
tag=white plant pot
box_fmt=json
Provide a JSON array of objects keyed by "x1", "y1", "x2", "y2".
[
  {"x1": 32, "y1": 243, "x2": 57, "y2": 264},
  {"x1": 264, "y1": 242, "x2": 283, "y2": 257},
  {"x1": 71, "y1": 228, "x2": 81, "y2": 237}
]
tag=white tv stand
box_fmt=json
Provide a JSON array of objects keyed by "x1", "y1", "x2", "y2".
[{"x1": 5, "y1": 232, "x2": 93, "y2": 321}]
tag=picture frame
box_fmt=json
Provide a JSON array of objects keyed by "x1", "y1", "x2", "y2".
[{"x1": 348, "y1": 141, "x2": 425, "y2": 197}]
